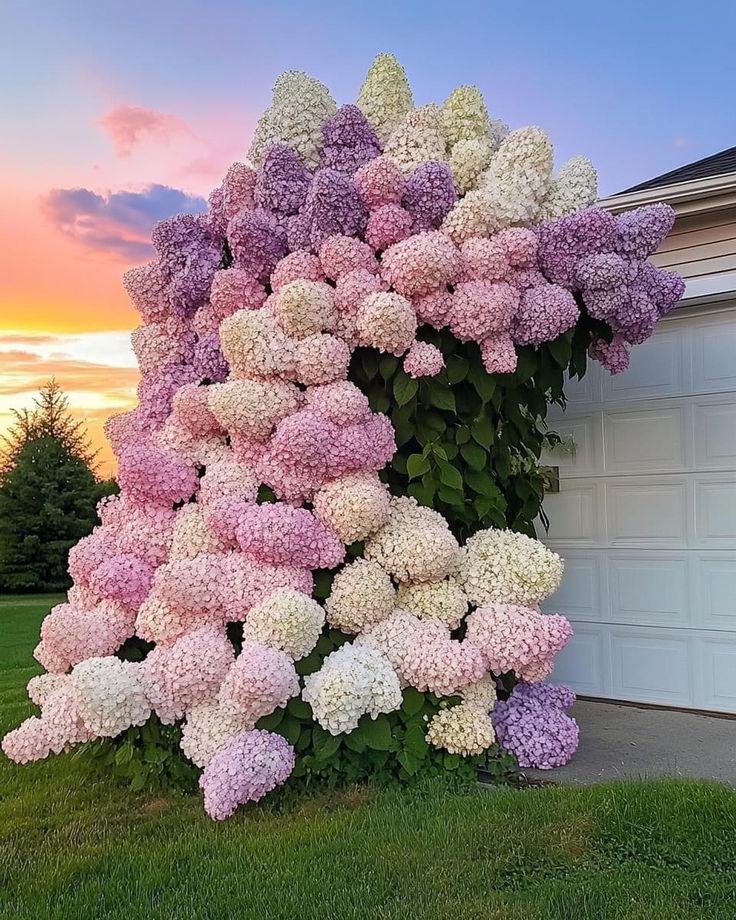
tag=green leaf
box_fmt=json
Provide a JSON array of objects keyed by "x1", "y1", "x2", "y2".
[
  {"x1": 469, "y1": 366, "x2": 495, "y2": 402},
  {"x1": 471, "y1": 415, "x2": 494, "y2": 449},
  {"x1": 548, "y1": 331, "x2": 573, "y2": 368},
  {"x1": 397, "y1": 749, "x2": 422, "y2": 776},
  {"x1": 403, "y1": 723, "x2": 429, "y2": 760},
  {"x1": 446, "y1": 355, "x2": 469, "y2": 383},
  {"x1": 379, "y1": 354, "x2": 399, "y2": 379},
  {"x1": 465, "y1": 468, "x2": 502, "y2": 499},
  {"x1": 359, "y1": 714, "x2": 393, "y2": 751},
  {"x1": 460, "y1": 441, "x2": 487, "y2": 471},
  {"x1": 312, "y1": 730, "x2": 341, "y2": 763},
  {"x1": 288, "y1": 697, "x2": 312, "y2": 720},
  {"x1": 438, "y1": 460, "x2": 463, "y2": 491},
  {"x1": 456, "y1": 426, "x2": 471, "y2": 445},
  {"x1": 256, "y1": 708, "x2": 285, "y2": 731},
  {"x1": 444, "y1": 753, "x2": 461, "y2": 770},
  {"x1": 428, "y1": 381, "x2": 456, "y2": 413},
  {"x1": 393, "y1": 372, "x2": 419, "y2": 407},
  {"x1": 278, "y1": 717, "x2": 302, "y2": 746},
  {"x1": 401, "y1": 687, "x2": 425, "y2": 716},
  {"x1": 406, "y1": 453, "x2": 431, "y2": 479}
]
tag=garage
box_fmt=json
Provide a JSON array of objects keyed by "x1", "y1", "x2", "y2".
[{"x1": 542, "y1": 149, "x2": 736, "y2": 712}]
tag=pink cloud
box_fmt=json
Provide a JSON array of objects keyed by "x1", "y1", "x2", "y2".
[{"x1": 98, "y1": 105, "x2": 192, "y2": 157}]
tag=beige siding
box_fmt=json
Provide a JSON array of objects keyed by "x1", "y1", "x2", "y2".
[{"x1": 652, "y1": 206, "x2": 736, "y2": 281}]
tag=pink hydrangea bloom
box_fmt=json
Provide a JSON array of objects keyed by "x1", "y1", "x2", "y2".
[{"x1": 403, "y1": 340, "x2": 445, "y2": 378}]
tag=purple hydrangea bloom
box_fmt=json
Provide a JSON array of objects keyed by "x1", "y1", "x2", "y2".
[
  {"x1": 151, "y1": 214, "x2": 222, "y2": 317},
  {"x1": 538, "y1": 208, "x2": 618, "y2": 289},
  {"x1": 320, "y1": 105, "x2": 381, "y2": 174},
  {"x1": 199, "y1": 730, "x2": 295, "y2": 820},
  {"x1": 512, "y1": 283, "x2": 579, "y2": 346},
  {"x1": 492, "y1": 681, "x2": 579, "y2": 769},
  {"x1": 227, "y1": 208, "x2": 288, "y2": 282},
  {"x1": 632, "y1": 262, "x2": 686, "y2": 318},
  {"x1": 254, "y1": 143, "x2": 312, "y2": 217},
  {"x1": 402, "y1": 162, "x2": 457, "y2": 231},
  {"x1": 206, "y1": 184, "x2": 228, "y2": 244},
  {"x1": 301, "y1": 168, "x2": 367, "y2": 250},
  {"x1": 192, "y1": 333, "x2": 228, "y2": 383},
  {"x1": 589, "y1": 334, "x2": 630, "y2": 374},
  {"x1": 614, "y1": 203, "x2": 676, "y2": 260}
]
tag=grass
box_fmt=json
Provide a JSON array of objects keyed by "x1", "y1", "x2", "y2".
[{"x1": 1, "y1": 595, "x2": 736, "y2": 919}]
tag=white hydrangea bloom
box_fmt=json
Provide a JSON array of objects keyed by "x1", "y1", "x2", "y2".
[
  {"x1": 442, "y1": 86, "x2": 490, "y2": 149},
  {"x1": 302, "y1": 643, "x2": 402, "y2": 735},
  {"x1": 476, "y1": 126, "x2": 554, "y2": 228},
  {"x1": 242, "y1": 588, "x2": 325, "y2": 660},
  {"x1": 356, "y1": 53, "x2": 413, "y2": 146},
  {"x1": 325, "y1": 558, "x2": 396, "y2": 634},
  {"x1": 449, "y1": 138, "x2": 494, "y2": 195},
  {"x1": 456, "y1": 528, "x2": 564, "y2": 607},
  {"x1": 383, "y1": 104, "x2": 447, "y2": 177},
  {"x1": 70, "y1": 657, "x2": 150, "y2": 738},
  {"x1": 460, "y1": 674, "x2": 498, "y2": 712},
  {"x1": 540, "y1": 155, "x2": 598, "y2": 220},
  {"x1": 312, "y1": 472, "x2": 390, "y2": 543},
  {"x1": 248, "y1": 70, "x2": 336, "y2": 169},
  {"x1": 396, "y1": 578, "x2": 468, "y2": 630},
  {"x1": 180, "y1": 701, "x2": 252, "y2": 768},
  {"x1": 364, "y1": 496, "x2": 460, "y2": 584},
  {"x1": 426, "y1": 702, "x2": 495, "y2": 756}
]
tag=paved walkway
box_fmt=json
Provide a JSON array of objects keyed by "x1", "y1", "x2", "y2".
[{"x1": 524, "y1": 700, "x2": 736, "y2": 785}]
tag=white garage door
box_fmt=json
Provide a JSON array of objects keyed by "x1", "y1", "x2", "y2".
[{"x1": 541, "y1": 304, "x2": 736, "y2": 713}]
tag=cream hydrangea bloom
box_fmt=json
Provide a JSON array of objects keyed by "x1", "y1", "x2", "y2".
[
  {"x1": 384, "y1": 104, "x2": 447, "y2": 176},
  {"x1": 540, "y1": 155, "x2": 598, "y2": 220},
  {"x1": 180, "y1": 701, "x2": 252, "y2": 768},
  {"x1": 242, "y1": 588, "x2": 325, "y2": 660},
  {"x1": 364, "y1": 496, "x2": 460, "y2": 583},
  {"x1": 302, "y1": 642, "x2": 402, "y2": 735},
  {"x1": 325, "y1": 558, "x2": 396, "y2": 634},
  {"x1": 442, "y1": 85, "x2": 490, "y2": 149},
  {"x1": 456, "y1": 528, "x2": 564, "y2": 607},
  {"x1": 476, "y1": 126, "x2": 554, "y2": 228},
  {"x1": 356, "y1": 52, "x2": 413, "y2": 146},
  {"x1": 426, "y1": 702, "x2": 495, "y2": 756},
  {"x1": 449, "y1": 138, "x2": 495, "y2": 195},
  {"x1": 441, "y1": 188, "x2": 496, "y2": 243},
  {"x1": 247, "y1": 70, "x2": 336, "y2": 169},
  {"x1": 460, "y1": 674, "x2": 498, "y2": 712},
  {"x1": 312, "y1": 472, "x2": 390, "y2": 543},
  {"x1": 396, "y1": 578, "x2": 468, "y2": 630}
]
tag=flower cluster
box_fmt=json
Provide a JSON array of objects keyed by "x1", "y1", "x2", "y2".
[
  {"x1": 491, "y1": 682, "x2": 579, "y2": 769},
  {"x1": 6, "y1": 51, "x2": 685, "y2": 817}
]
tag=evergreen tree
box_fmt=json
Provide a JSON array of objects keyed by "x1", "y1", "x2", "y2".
[
  {"x1": 0, "y1": 380, "x2": 114, "y2": 592},
  {"x1": 0, "y1": 378, "x2": 97, "y2": 478}
]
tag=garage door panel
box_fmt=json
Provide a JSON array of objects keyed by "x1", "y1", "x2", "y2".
[
  {"x1": 603, "y1": 405, "x2": 688, "y2": 473},
  {"x1": 601, "y1": 328, "x2": 689, "y2": 402},
  {"x1": 542, "y1": 552, "x2": 605, "y2": 621},
  {"x1": 694, "y1": 479, "x2": 736, "y2": 545},
  {"x1": 608, "y1": 554, "x2": 691, "y2": 627},
  {"x1": 551, "y1": 624, "x2": 610, "y2": 695},
  {"x1": 610, "y1": 629, "x2": 693, "y2": 705},
  {"x1": 541, "y1": 415, "x2": 602, "y2": 477},
  {"x1": 694, "y1": 398, "x2": 736, "y2": 468},
  {"x1": 692, "y1": 317, "x2": 736, "y2": 394},
  {"x1": 696, "y1": 556, "x2": 736, "y2": 630},
  {"x1": 541, "y1": 481, "x2": 603, "y2": 546},
  {"x1": 696, "y1": 638, "x2": 736, "y2": 710},
  {"x1": 606, "y1": 479, "x2": 689, "y2": 546}
]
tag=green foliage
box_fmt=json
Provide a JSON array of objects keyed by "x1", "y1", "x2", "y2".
[
  {"x1": 94, "y1": 624, "x2": 519, "y2": 795},
  {"x1": 0, "y1": 436, "x2": 101, "y2": 592},
  {"x1": 350, "y1": 306, "x2": 608, "y2": 540}
]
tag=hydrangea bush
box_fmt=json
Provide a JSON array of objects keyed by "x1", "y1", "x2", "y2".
[{"x1": 2, "y1": 54, "x2": 683, "y2": 819}]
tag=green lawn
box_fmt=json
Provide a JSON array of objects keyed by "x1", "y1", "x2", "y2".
[{"x1": 1, "y1": 595, "x2": 735, "y2": 920}]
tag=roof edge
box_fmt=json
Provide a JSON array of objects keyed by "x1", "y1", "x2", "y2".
[{"x1": 599, "y1": 171, "x2": 736, "y2": 214}]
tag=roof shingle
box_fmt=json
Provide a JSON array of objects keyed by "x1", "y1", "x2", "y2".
[{"x1": 621, "y1": 146, "x2": 736, "y2": 194}]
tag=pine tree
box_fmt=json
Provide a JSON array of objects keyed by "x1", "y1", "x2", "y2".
[
  {"x1": 0, "y1": 380, "x2": 112, "y2": 592},
  {"x1": 0, "y1": 378, "x2": 97, "y2": 478}
]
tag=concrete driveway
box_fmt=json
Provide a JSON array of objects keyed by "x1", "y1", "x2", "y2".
[{"x1": 524, "y1": 699, "x2": 736, "y2": 785}]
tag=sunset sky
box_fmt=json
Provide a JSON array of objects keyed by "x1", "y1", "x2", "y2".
[{"x1": 2, "y1": 0, "x2": 735, "y2": 477}]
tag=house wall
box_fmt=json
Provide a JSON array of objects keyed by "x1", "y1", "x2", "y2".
[{"x1": 654, "y1": 206, "x2": 736, "y2": 282}]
